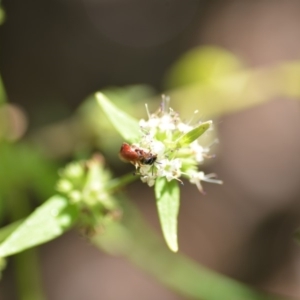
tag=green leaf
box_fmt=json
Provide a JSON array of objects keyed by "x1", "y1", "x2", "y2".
[
  {"x1": 95, "y1": 92, "x2": 140, "y2": 143},
  {"x1": 165, "y1": 46, "x2": 243, "y2": 88},
  {"x1": 155, "y1": 178, "x2": 180, "y2": 252},
  {"x1": 176, "y1": 121, "x2": 212, "y2": 147},
  {"x1": 0, "y1": 195, "x2": 78, "y2": 257}
]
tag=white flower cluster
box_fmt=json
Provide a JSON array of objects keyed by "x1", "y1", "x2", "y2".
[{"x1": 134, "y1": 97, "x2": 222, "y2": 192}]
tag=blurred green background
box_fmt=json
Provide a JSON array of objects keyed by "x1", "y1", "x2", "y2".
[{"x1": 1, "y1": 0, "x2": 300, "y2": 299}]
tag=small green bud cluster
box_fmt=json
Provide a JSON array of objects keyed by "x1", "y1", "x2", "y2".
[{"x1": 56, "y1": 154, "x2": 119, "y2": 234}]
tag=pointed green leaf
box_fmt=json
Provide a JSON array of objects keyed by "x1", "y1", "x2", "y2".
[
  {"x1": 155, "y1": 178, "x2": 180, "y2": 252},
  {"x1": 95, "y1": 92, "x2": 140, "y2": 143},
  {"x1": 0, "y1": 195, "x2": 78, "y2": 257},
  {"x1": 177, "y1": 121, "x2": 212, "y2": 147}
]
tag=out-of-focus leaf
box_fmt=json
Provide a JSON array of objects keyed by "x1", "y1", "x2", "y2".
[
  {"x1": 176, "y1": 121, "x2": 212, "y2": 147},
  {"x1": 93, "y1": 199, "x2": 283, "y2": 300},
  {"x1": 96, "y1": 92, "x2": 140, "y2": 143},
  {"x1": 164, "y1": 48, "x2": 300, "y2": 121},
  {"x1": 0, "y1": 195, "x2": 78, "y2": 257},
  {"x1": 155, "y1": 178, "x2": 180, "y2": 252},
  {"x1": 0, "y1": 5, "x2": 5, "y2": 26},
  {"x1": 0, "y1": 143, "x2": 57, "y2": 200},
  {"x1": 279, "y1": 61, "x2": 300, "y2": 98},
  {"x1": 165, "y1": 46, "x2": 243, "y2": 88}
]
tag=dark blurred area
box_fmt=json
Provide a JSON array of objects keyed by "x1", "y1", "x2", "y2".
[
  {"x1": 0, "y1": 0, "x2": 204, "y2": 127},
  {"x1": 1, "y1": 0, "x2": 300, "y2": 299}
]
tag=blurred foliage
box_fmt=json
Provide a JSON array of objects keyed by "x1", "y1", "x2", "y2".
[
  {"x1": 1, "y1": 45, "x2": 299, "y2": 299},
  {"x1": 0, "y1": 141, "x2": 58, "y2": 233},
  {"x1": 164, "y1": 46, "x2": 300, "y2": 121},
  {"x1": 165, "y1": 46, "x2": 243, "y2": 88},
  {"x1": 0, "y1": 142, "x2": 57, "y2": 198},
  {"x1": 0, "y1": 3, "x2": 5, "y2": 27},
  {"x1": 94, "y1": 198, "x2": 282, "y2": 300},
  {"x1": 29, "y1": 85, "x2": 155, "y2": 162}
]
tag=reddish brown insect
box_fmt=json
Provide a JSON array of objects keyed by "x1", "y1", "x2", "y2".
[{"x1": 119, "y1": 143, "x2": 157, "y2": 167}]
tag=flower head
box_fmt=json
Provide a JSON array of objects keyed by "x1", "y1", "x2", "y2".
[{"x1": 121, "y1": 96, "x2": 222, "y2": 192}]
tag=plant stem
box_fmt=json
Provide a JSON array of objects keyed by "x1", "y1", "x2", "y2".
[
  {"x1": 0, "y1": 73, "x2": 7, "y2": 104},
  {"x1": 7, "y1": 192, "x2": 46, "y2": 300},
  {"x1": 13, "y1": 249, "x2": 46, "y2": 300},
  {"x1": 92, "y1": 199, "x2": 289, "y2": 300},
  {"x1": 106, "y1": 172, "x2": 138, "y2": 191}
]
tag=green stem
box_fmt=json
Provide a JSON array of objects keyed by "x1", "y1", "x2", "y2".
[
  {"x1": 0, "y1": 73, "x2": 7, "y2": 104},
  {"x1": 92, "y1": 199, "x2": 289, "y2": 300},
  {"x1": 13, "y1": 249, "x2": 46, "y2": 300},
  {"x1": 106, "y1": 172, "x2": 138, "y2": 191},
  {"x1": 7, "y1": 192, "x2": 46, "y2": 300}
]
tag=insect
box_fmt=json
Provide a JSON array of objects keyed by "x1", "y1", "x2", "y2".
[{"x1": 119, "y1": 142, "x2": 157, "y2": 167}]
